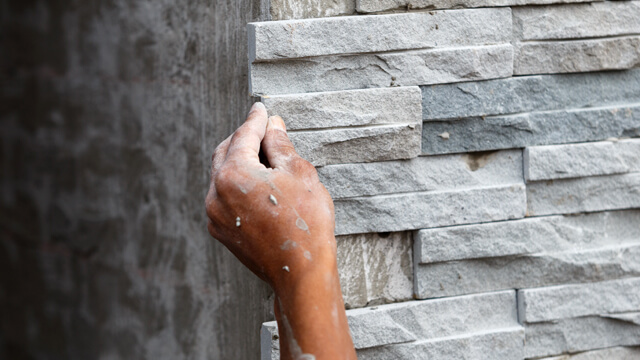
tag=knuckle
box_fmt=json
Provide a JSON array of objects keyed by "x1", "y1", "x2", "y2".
[{"x1": 213, "y1": 165, "x2": 236, "y2": 194}]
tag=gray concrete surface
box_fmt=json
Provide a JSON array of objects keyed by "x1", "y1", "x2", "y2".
[{"x1": 0, "y1": 1, "x2": 273, "y2": 359}]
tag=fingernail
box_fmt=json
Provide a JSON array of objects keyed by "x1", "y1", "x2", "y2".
[
  {"x1": 250, "y1": 102, "x2": 266, "y2": 112},
  {"x1": 269, "y1": 115, "x2": 287, "y2": 131}
]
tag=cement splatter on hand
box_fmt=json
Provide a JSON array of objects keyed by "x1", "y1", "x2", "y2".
[
  {"x1": 282, "y1": 266, "x2": 290, "y2": 272},
  {"x1": 269, "y1": 194, "x2": 278, "y2": 205},
  {"x1": 236, "y1": 217, "x2": 241, "y2": 227}
]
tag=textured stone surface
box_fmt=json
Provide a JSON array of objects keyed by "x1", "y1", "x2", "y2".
[
  {"x1": 0, "y1": 1, "x2": 274, "y2": 360},
  {"x1": 525, "y1": 316, "x2": 640, "y2": 358},
  {"x1": 269, "y1": 0, "x2": 355, "y2": 20},
  {"x1": 421, "y1": 70, "x2": 640, "y2": 121},
  {"x1": 540, "y1": 347, "x2": 640, "y2": 360},
  {"x1": 525, "y1": 139, "x2": 640, "y2": 181},
  {"x1": 261, "y1": 87, "x2": 422, "y2": 131},
  {"x1": 518, "y1": 277, "x2": 640, "y2": 323},
  {"x1": 319, "y1": 149, "x2": 522, "y2": 199},
  {"x1": 250, "y1": 44, "x2": 513, "y2": 94},
  {"x1": 514, "y1": 36, "x2": 640, "y2": 75},
  {"x1": 336, "y1": 232, "x2": 413, "y2": 309},
  {"x1": 249, "y1": 9, "x2": 511, "y2": 61},
  {"x1": 289, "y1": 123, "x2": 421, "y2": 167},
  {"x1": 356, "y1": 0, "x2": 597, "y2": 13},
  {"x1": 261, "y1": 291, "x2": 520, "y2": 358},
  {"x1": 334, "y1": 184, "x2": 526, "y2": 235},
  {"x1": 527, "y1": 173, "x2": 640, "y2": 216},
  {"x1": 414, "y1": 243, "x2": 640, "y2": 299},
  {"x1": 414, "y1": 210, "x2": 640, "y2": 264},
  {"x1": 513, "y1": 2, "x2": 640, "y2": 41},
  {"x1": 357, "y1": 327, "x2": 524, "y2": 360},
  {"x1": 422, "y1": 103, "x2": 640, "y2": 155}
]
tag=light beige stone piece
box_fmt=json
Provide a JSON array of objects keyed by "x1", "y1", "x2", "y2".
[
  {"x1": 356, "y1": 0, "x2": 598, "y2": 13},
  {"x1": 269, "y1": 0, "x2": 355, "y2": 20}
]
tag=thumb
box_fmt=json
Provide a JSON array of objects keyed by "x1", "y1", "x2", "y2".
[{"x1": 262, "y1": 116, "x2": 312, "y2": 175}]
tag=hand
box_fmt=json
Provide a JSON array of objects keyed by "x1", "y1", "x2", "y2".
[
  {"x1": 205, "y1": 102, "x2": 357, "y2": 360},
  {"x1": 205, "y1": 102, "x2": 336, "y2": 292}
]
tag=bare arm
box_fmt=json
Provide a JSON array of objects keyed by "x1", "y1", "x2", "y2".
[{"x1": 205, "y1": 102, "x2": 357, "y2": 360}]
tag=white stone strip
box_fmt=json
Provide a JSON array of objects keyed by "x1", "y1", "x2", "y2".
[
  {"x1": 513, "y1": 2, "x2": 640, "y2": 41},
  {"x1": 524, "y1": 139, "x2": 640, "y2": 182},
  {"x1": 525, "y1": 316, "x2": 640, "y2": 359},
  {"x1": 517, "y1": 277, "x2": 640, "y2": 323},
  {"x1": 261, "y1": 87, "x2": 422, "y2": 131},
  {"x1": 356, "y1": 0, "x2": 598, "y2": 13},
  {"x1": 248, "y1": 8, "x2": 511, "y2": 62},
  {"x1": 357, "y1": 327, "x2": 524, "y2": 360},
  {"x1": 526, "y1": 173, "x2": 640, "y2": 217},
  {"x1": 250, "y1": 44, "x2": 513, "y2": 95},
  {"x1": 414, "y1": 210, "x2": 640, "y2": 264},
  {"x1": 261, "y1": 290, "x2": 520, "y2": 359},
  {"x1": 414, "y1": 243, "x2": 640, "y2": 299},
  {"x1": 514, "y1": 36, "x2": 640, "y2": 75},
  {"x1": 288, "y1": 123, "x2": 421, "y2": 167},
  {"x1": 318, "y1": 149, "x2": 522, "y2": 199},
  {"x1": 334, "y1": 184, "x2": 526, "y2": 235},
  {"x1": 421, "y1": 69, "x2": 640, "y2": 121},
  {"x1": 422, "y1": 103, "x2": 640, "y2": 155},
  {"x1": 538, "y1": 346, "x2": 640, "y2": 360},
  {"x1": 336, "y1": 232, "x2": 413, "y2": 309}
]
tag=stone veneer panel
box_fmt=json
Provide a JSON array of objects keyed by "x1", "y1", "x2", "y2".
[{"x1": 356, "y1": 0, "x2": 599, "y2": 13}]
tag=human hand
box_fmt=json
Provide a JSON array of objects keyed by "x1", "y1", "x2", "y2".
[{"x1": 205, "y1": 102, "x2": 337, "y2": 292}]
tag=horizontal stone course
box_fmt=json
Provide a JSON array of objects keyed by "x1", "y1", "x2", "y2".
[
  {"x1": 421, "y1": 69, "x2": 640, "y2": 121},
  {"x1": 289, "y1": 123, "x2": 421, "y2": 166},
  {"x1": 526, "y1": 173, "x2": 640, "y2": 216},
  {"x1": 318, "y1": 149, "x2": 522, "y2": 199},
  {"x1": 251, "y1": 44, "x2": 513, "y2": 95},
  {"x1": 513, "y1": 2, "x2": 640, "y2": 41},
  {"x1": 422, "y1": 103, "x2": 640, "y2": 155},
  {"x1": 514, "y1": 36, "x2": 640, "y2": 75},
  {"x1": 414, "y1": 242, "x2": 640, "y2": 299},
  {"x1": 262, "y1": 87, "x2": 422, "y2": 131},
  {"x1": 249, "y1": 9, "x2": 511, "y2": 62},
  {"x1": 539, "y1": 347, "x2": 640, "y2": 360},
  {"x1": 518, "y1": 277, "x2": 640, "y2": 323},
  {"x1": 414, "y1": 210, "x2": 640, "y2": 264},
  {"x1": 334, "y1": 183, "x2": 526, "y2": 235},
  {"x1": 269, "y1": 0, "x2": 355, "y2": 20},
  {"x1": 525, "y1": 316, "x2": 640, "y2": 358},
  {"x1": 357, "y1": 327, "x2": 524, "y2": 360},
  {"x1": 336, "y1": 232, "x2": 413, "y2": 309},
  {"x1": 524, "y1": 139, "x2": 640, "y2": 181},
  {"x1": 356, "y1": 0, "x2": 598, "y2": 13},
  {"x1": 261, "y1": 291, "x2": 520, "y2": 359}
]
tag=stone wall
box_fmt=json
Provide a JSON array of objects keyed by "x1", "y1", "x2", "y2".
[{"x1": 256, "y1": 1, "x2": 640, "y2": 359}]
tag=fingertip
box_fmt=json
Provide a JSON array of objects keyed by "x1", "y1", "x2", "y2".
[
  {"x1": 251, "y1": 101, "x2": 266, "y2": 112},
  {"x1": 268, "y1": 115, "x2": 287, "y2": 131}
]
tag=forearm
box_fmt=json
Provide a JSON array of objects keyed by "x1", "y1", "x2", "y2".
[{"x1": 273, "y1": 249, "x2": 357, "y2": 360}]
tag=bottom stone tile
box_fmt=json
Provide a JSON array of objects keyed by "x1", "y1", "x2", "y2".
[{"x1": 538, "y1": 346, "x2": 640, "y2": 360}]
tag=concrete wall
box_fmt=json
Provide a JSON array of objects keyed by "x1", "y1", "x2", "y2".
[
  {"x1": 256, "y1": 1, "x2": 640, "y2": 359},
  {"x1": 0, "y1": 0, "x2": 274, "y2": 359}
]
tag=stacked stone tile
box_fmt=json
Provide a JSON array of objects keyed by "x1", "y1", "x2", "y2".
[{"x1": 251, "y1": 1, "x2": 640, "y2": 359}]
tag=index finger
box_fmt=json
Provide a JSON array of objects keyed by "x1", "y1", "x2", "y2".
[{"x1": 226, "y1": 102, "x2": 269, "y2": 165}]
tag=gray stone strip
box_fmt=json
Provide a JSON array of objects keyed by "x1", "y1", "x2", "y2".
[
  {"x1": 421, "y1": 103, "x2": 640, "y2": 155},
  {"x1": 514, "y1": 36, "x2": 640, "y2": 75},
  {"x1": 525, "y1": 316, "x2": 640, "y2": 359},
  {"x1": 336, "y1": 232, "x2": 413, "y2": 309},
  {"x1": 420, "y1": 69, "x2": 640, "y2": 121},
  {"x1": 513, "y1": 2, "x2": 640, "y2": 41},
  {"x1": 334, "y1": 184, "x2": 526, "y2": 235},
  {"x1": 357, "y1": 327, "x2": 524, "y2": 360},
  {"x1": 261, "y1": 290, "x2": 520, "y2": 359},
  {"x1": 248, "y1": 8, "x2": 511, "y2": 62},
  {"x1": 261, "y1": 87, "x2": 422, "y2": 131},
  {"x1": 318, "y1": 150, "x2": 523, "y2": 199},
  {"x1": 524, "y1": 139, "x2": 640, "y2": 182},
  {"x1": 518, "y1": 277, "x2": 640, "y2": 323},
  {"x1": 269, "y1": 0, "x2": 355, "y2": 21},
  {"x1": 356, "y1": 0, "x2": 598, "y2": 13},
  {"x1": 526, "y1": 173, "x2": 640, "y2": 216},
  {"x1": 538, "y1": 346, "x2": 640, "y2": 360},
  {"x1": 414, "y1": 243, "x2": 640, "y2": 299},
  {"x1": 414, "y1": 210, "x2": 640, "y2": 264},
  {"x1": 250, "y1": 44, "x2": 513, "y2": 95},
  {"x1": 288, "y1": 123, "x2": 421, "y2": 167}
]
